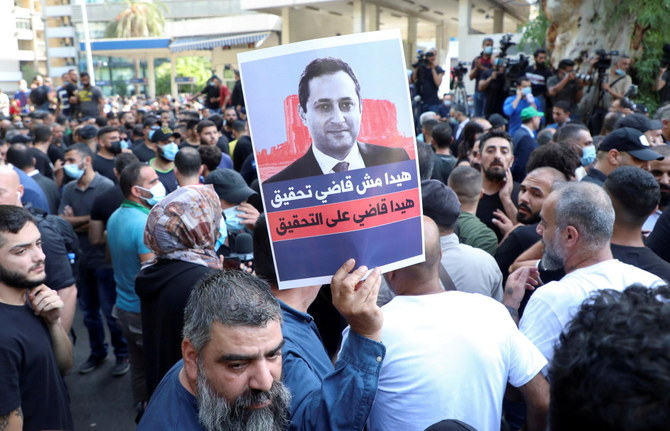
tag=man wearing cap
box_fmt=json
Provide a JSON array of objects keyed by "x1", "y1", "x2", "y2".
[
  {"x1": 581, "y1": 127, "x2": 663, "y2": 187},
  {"x1": 615, "y1": 112, "x2": 664, "y2": 147},
  {"x1": 76, "y1": 124, "x2": 99, "y2": 154},
  {"x1": 149, "y1": 126, "x2": 179, "y2": 193},
  {"x1": 204, "y1": 168, "x2": 259, "y2": 254},
  {"x1": 132, "y1": 118, "x2": 159, "y2": 163},
  {"x1": 423, "y1": 179, "x2": 503, "y2": 300},
  {"x1": 93, "y1": 126, "x2": 123, "y2": 183},
  {"x1": 503, "y1": 76, "x2": 539, "y2": 136},
  {"x1": 265, "y1": 57, "x2": 409, "y2": 183},
  {"x1": 353, "y1": 217, "x2": 549, "y2": 431},
  {"x1": 488, "y1": 113, "x2": 508, "y2": 132},
  {"x1": 511, "y1": 106, "x2": 543, "y2": 182}
]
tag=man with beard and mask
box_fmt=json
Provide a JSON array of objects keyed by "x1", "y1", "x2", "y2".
[
  {"x1": 149, "y1": 127, "x2": 179, "y2": 193},
  {"x1": 503, "y1": 182, "x2": 662, "y2": 374},
  {"x1": 604, "y1": 167, "x2": 670, "y2": 281},
  {"x1": 495, "y1": 167, "x2": 567, "y2": 284},
  {"x1": 643, "y1": 144, "x2": 670, "y2": 234},
  {"x1": 554, "y1": 123, "x2": 594, "y2": 179},
  {"x1": 0, "y1": 205, "x2": 73, "y2": 431},
  {"x1": 93, "y1": 126, "x2": 126, "y2": 183},
  {"x1": 107, "y1": 163, "x2": 162, "y2": 420},
  {"x1": 132, "y1": 117, "x2": 159, "y2": 163},
  {"x1": 59, "y1": 144, "x2": 129, "y2": 376},
  {"x1": 476, "y1": 130, "x2": 520, "y2": 241},
  {"x1": 138, "y1": 270, "x2": 292, "y2": 431}
]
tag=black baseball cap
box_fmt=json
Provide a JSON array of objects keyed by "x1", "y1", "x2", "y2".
[
  {"x1": 615, "y1": 113, "x2": 661, "y2": 133},
  {"x1": 150, "y1": 126, "x2": 180, "y2": 143},
  {"x1": 598, "y1": 127, "x2": 663, "y2": 161},
  {"x1": 204, "y1": 168, "x2": 256, "y2": 204},
  {"x1": 421, "y1": 180, "x2": 461, "y2": 228},
  {"x1": 425, "y1": 419, "x2": 478, "y2": 431},
  {"x1": 77, "y1": 124, "x2": 98, "y2": 140}
]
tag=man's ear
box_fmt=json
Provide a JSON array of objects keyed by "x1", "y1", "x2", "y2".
[
  {"x1": 182, "y1": 338, "x2": 199, "y2": 384},
  {"x1": 564, "y1": 225, "x2": 579, "y2": 247},
  {"x1": 298, "y1": 104, "x2": 307, "y2": 125},
  {"x1": 607, "y1": 149, "x2": 621, "y2": 166}
]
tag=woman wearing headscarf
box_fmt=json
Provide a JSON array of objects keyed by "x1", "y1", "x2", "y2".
[{"x1": 135, "y1": 185, "x2": 222, "y2": 398}]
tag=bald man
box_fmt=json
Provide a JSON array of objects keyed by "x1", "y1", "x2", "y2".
[
  {"x1": 343, "y1": 217, "x2": 549, "y2": 431},
  {"x1": 0, "y1": 166, "x2": 77, "y2": 331}
]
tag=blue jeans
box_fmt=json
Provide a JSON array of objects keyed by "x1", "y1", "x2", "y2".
[
  {"x1": 473, "y1": 91, "x2": 486, "y2": 117},
  {"x1": 78, "y1": 266, "x2": 128, "y2": 359}
]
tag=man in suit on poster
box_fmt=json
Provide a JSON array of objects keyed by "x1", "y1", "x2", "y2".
[{"x1": 265, "y1": 57, "x2": 409, "y2": 183}]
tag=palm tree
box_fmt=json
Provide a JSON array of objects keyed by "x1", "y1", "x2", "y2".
[{"x1": 105, "y1": 0, "x2": 167, "y2": 93}]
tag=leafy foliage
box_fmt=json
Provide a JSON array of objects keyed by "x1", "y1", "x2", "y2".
[
  {"x1": 155, "y1": 57, "x2": 212, "y2": 96},
  {"x1": 519, "y1": 8, "x2": 549, "y2": 52},
  {"x1": 104, "y1": 0, "x2": 166, "y2": 38}
]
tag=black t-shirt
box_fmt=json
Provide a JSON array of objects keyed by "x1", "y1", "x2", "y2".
[
  {"x1": 132, "y1": 142, "x2": 156, "y2": 163},
  {"x1": 231, "y1": 80, "x2": 244, "y2": 108},
  {"x1": 611, "y1": 243, "x2": 670, "y2": 282},
  {"x1": 476, "y1": 183, "x2": 520, "y2": 241},
  {"x1": 202, "y1": 84, "x2": 220, "y2": 110},
  {"x1": 431, "y1": 154, "x2": 457, "y2": 184},
  {"x1": 480, "y1": 68, "x2": 507, "y2": 116},
  {"x1": 0, "y1": 303, "x2": 73, "y2": 431},
  {"x1": 47, "y1": 142, "x2": 65, "y2": 165},
  {"x1": 646, "y1": 210, "x2": 670, "y2": 263},
  {"x1": 495, "y1": 223, "x2": 540, "y2": 283},
  {"x1": 90, "y1": 185, "x2": 124, "y2": 224},
  {"x1": 57, "y1": 82, "x2": 77, "y2": 115},
  {"x1": 233, "y1": 136, "x2": 253, "y2": 172},
  {"x1": 30, "y1": 148, "x2": 54, "y2": 179},
  {"x1": 417, "y1": 65, "x2": 446, "y2": 106},
  {"x1": 93, "y1": 154, "x2": 116, "y2": 183}
]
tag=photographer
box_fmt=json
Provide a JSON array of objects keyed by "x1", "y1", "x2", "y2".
[
  {"x1": 600, "y1": 55, "x2": 632, "y2": 109},
  {"x1": 525, "y1": 49, "x2": 553, "y2": 113},
  {"x1": 469, "y1": 38, "x2": 494, "y2": 116},
  {"x1": 547, "y1": 59, "x2": 583, "y2": 120},
  {"x1": 478, "y1": 55, "x2": 507, "y2": 118},
  {"x1": 411, "y1": 49, "x2": 445, "y2": 114}
]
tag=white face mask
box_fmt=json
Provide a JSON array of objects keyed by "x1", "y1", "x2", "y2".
[{"x1": 137, "y1": 182, "x2": 167, "y2": 206}]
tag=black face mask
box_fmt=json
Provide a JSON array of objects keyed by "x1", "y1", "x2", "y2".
[{"x1": 108, "y1": 140, "x2": 122, "y2": 154}]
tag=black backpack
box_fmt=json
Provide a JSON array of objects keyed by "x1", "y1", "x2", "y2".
[{"x1": 29, "y1": 207, "x2": 80, "y2": 260}]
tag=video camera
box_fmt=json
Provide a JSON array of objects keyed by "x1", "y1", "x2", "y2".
[
  {"x1": 452, "y1": 61, "x2": 468, "y2": 80},
  {"x1": 491, "y1": 34, "x2": 529, "y2": 91},
  {"x1": 594, "y1": 49, "x2": 620, "y2": 71},
  {"x1": 413, "y1": 50, "x2": 435, "y2": 68}
]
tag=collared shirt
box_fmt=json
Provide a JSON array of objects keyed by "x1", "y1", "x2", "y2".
[
  {"x1": 581, "y1": 166, "x2": 607, "y2": 187},
  {"x1": 455, "y1": 118, "x2": 469, "y2": 141},
  {"x1": 26, "y1": 169, "x2": 39, "y2": 177},
  {"x1": 520, "y1": 124, "x2": 535, "y2": 138},
  {"x1": 312, "y1": 142, "x2": 365, "y2": 174},
  {"x1": 280, "y1": 300, "x2": 385, "y2": 431}
]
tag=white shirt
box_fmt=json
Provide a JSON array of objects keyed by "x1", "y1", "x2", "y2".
[
  {"x1": 454, "y1": 118, "x2": 469, "y2": 141},
  {"x1": 440, "y1": 233, "x2": 503, "y2": 301},
  {"x1": 312, "y1": 142, "x2": 365, "y2": 174},
  {"x1": 347, "y1": 292, "x2": 546, "y2": 431},
  {"x1": 520, "y1": 259, "x2": 662, "y2": 374},
  {"x1": 642, "y1": 209, "x2": 662, "y2": 236}
]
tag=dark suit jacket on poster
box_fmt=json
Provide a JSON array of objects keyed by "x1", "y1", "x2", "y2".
[{"x1": 265, "y1": 142, "x2": 410, "y2": 183}]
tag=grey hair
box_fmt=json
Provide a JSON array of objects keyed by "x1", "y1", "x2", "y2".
[
  {"x1": 552, "y1": 182, "x2": 614, "y2": 250},
  {"x1": 183, "y1": 270, "x2": 281, "y2": 353}
]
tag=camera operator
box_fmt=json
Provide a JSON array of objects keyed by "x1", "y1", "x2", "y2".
[
  {"x1": 478, "y1": 54, "x2": 507, "y2": 118},
  {"x1": 469, "y1": 38, "x2": 494, "y2": 117},
  {"x1": 547, "y1": 59, "x2": 584, "y2": 121},
  {"x1": 411, "y1": 49, "x2": 446, "y2": 114},
  {"x1": 599, "y1": 55, "x2": 632, "y2": 110},
  {"x1": 525, "y1": 49, "x2": 553, "y2": 114}
]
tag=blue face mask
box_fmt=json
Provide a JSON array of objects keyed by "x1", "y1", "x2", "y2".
[
  {"x1": 522, "y1": 87, "x2": 533, "y2": 95},
  {"x1": 215, "y1": 216, "x2": 228, "y2": 251},
  {"x1": 64, "y1": 163, "x2": 85, "y2": 180},
  {"x1": 223, "y1": 206, "x2": 244, "y2": 234},
  {"x1": 160, "y1": 142, "x2": 178, "y2": 161},
  {"x1": 581, "y1": 145, "x2": 596, "y2": 166},
  {"x1": 615, "y1": 69, "x2": 625, "y2": 76},
  {"x1": 483, "y1": 46, "x2": 493, "y2": 55},
  {"x1": 120, "y1": 140, "x2": 130, "y2": 150}
]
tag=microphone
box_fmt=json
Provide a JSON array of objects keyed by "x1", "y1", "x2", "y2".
[{"x1": 231, "y1": 232, "x2": 254, "y2": 264}]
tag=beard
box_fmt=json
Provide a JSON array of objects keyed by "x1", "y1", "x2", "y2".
[
  {"x1": 0, "y1": 262, "x2": 45, "y2": 290},
  {"x1": 483, "y1": 162, "x2": 506, "y2": 181},
  {"x1": 660, "y1": 187, "x2": 670, "y2": 210},
  {"x1": 540, "y1": 229, "x2": 565, "y2": 271},
  {"x1": 196, "y1": 360, "x2": 291, "y2": 431},
  {"x1": 516, "y1": 204, "x2": 541, "y2": 225}
]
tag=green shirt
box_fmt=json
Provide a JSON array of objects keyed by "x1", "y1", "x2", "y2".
[{"x1": 457, "y1": 211, "x2": 498, "y2": 256}]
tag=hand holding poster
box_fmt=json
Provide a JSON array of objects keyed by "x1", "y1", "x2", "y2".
[{"x1": 239, "y1": 30, "x2": 424, "y2": 289}]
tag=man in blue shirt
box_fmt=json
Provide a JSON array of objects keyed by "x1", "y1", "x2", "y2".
[
  {"x1": 107, "y1": 162, "x2": 161, "y2": 416},
  {"x1": 253, "y1": 215, "x2": 386, "y2": 431},
  {"x1": 504, "y1": 76, "x2": 541, "y2": 136}
]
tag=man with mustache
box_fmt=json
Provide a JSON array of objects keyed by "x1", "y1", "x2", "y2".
[
  {"x1": 138, "y1": 270, "x2": 292, "y2": 431},
  {"x1": 0, "y1": 205, "x2": 73, "y2": 431},
  {"x1": 265, "y1": 57, "x2": 409, "y2": 183},
  {"x1": 494, "y1": 167, "x2": 567, "y2": 283},
  {"x1": 476, "y1": 130, "x2": 520, "y2": 241}
]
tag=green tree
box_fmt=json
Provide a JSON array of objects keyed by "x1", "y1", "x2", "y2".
[
  {"x1": 104, "y1": 0, "x2": 166, "y2": 94},
  {"x1": 155, "y1": 57, "x2": 212, "y2": 97}
]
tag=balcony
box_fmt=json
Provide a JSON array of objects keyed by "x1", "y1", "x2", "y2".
[
  {"x1": 17, "y1": 50, "x2": 36, "y2": 62},
  {"x1": 46, "y1": 26, "x2": 75, "y2": 38},
  {"x1": 48, "y1": 46, "x2": 77, "y2": 58},
  {"x1": 15, "y1": 28, "x2": 34, "y2": 40},
  {"x1": 44, "y1": 5, "x2": 73, "y2": 17}
]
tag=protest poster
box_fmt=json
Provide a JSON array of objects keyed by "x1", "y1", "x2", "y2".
[{"x1": 239, "y1": 30, "x2": 424, "y2": 289}]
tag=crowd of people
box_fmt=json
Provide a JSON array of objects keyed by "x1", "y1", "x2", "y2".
[{"x1": 1, "y1": 42, "x2": 670, "y2": 431}]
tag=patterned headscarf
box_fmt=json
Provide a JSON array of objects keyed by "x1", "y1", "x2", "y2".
[{"x1": 144, "y1": 185, "x2": 222, "y2": 269}]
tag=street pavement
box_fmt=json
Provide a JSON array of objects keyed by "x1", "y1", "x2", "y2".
[{"x1": 64, "y1": 311, "x2": 138, "y2": 430}]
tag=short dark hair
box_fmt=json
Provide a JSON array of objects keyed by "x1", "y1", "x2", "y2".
[
  {"x1": 230, "y1": 120, "x2": 246, "y2": 133},
  {"x1": 553, "y1": 101, "x2": 572, "y2": 113},
  {"x1": 182, "y1": 270, "x2": 281, "y2": 353},
  {"x1": 196, "y1": 120, "x2": 216, "y2": 135},
  {"x1": 6, "y1": 143, "x2": 34, "y2": 169},
  {"x1": 526, "y1": 143, "x2": 580, "y2": 180},
  {"x1": 80, "y1": 72, "x2": 90, "y2": 79},
  {"x1": 132, "y1": 124, "x2": 144, "y2": 138},
  {"x1": 550, "y1": 284, "x2": 670, "y2": 431},
  {"x1": 175, "y1": 147, "x2": 202, "y2": 177},
  {"x1": 143, "y1": 117, "x2": 159, "y2": 129},
  {"x1": 207, "y1": 114, "x2": 223, "y2": 130},
  {"x1": 32, "y1": 124, "x2": 52, "y2": 143},
  {"x1": 0, "y1": 205, "x2": 35, "y2": 247},
  {"x1": 119, "y1": 162, "x2": 147, "y2": 198},
  {"x1": 604, "y1": 166, "x2": 660, "y2": 226},
  {"x1": 65, "y1": 143, "x2": 94, "y2": 160},
  {"x1": 478, "y1": 129, "x2": 513, "y2": 152},
  {"x1": 558, "y1": 59, "x2": 575, "y2": 70},
  {"x1": 95, "y1": 116, "x2": 108, "y2": 128},
  {"x1": 555, "y1": 123, "x2": 589, "y2": 147},
  {"x1": 97, "y1": 125, "x2": 118, "y2": 139},
  {"x1": 114, "y1": 152, "x2": 140, "y2": 174},
  {"x1": 198, "y1": 145, "x2": 222, "y2": 172},
  {"x1": 298, "y1": 57, "x2": 361, "y2": 112},
  {"x1": 452, "y1": 103, "x2": 467, "y2": 116},
  {"x1": 534, "y1": 48, "x2": 548, "y2": 58},
  {"x1": 431, "y1": 123, "x2": 453, "y2": 149}
]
